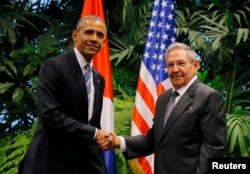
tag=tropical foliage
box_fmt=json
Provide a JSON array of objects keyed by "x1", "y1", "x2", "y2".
[
  {"x1": 0, "y1": 121, "x2": 38, "y2": 174},
  {"x1": 0, "y1": 0, "x2": 250, "y2": 174}
]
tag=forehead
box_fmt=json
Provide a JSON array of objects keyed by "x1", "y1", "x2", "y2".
[
  {"x1": 167, "y1": 48, "x2": 189, "y2": 61},
  {"x1": 79, "y1": 19, "x2": 105, "y2": 32}
]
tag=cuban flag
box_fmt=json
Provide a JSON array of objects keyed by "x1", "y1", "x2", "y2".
[{"x1": 81, "y1": 0, "x2": 116, "y2": 174}]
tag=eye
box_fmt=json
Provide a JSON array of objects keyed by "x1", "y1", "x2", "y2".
[
  {"x1": 178, "y1": 62, "x2": 186, "y2": 67},
  {"x1": 97, "y1": 32, "x2": 105, "y2": 39},
  {"x1": 167, "y1": 63, "x2": 174, "y2": 68},
  {"x1": 84, "y1": 30, "x2": 94, "y2": 35}
]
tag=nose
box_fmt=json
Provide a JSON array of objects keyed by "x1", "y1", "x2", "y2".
[
  {"x1": 172, "y1": 64, "x2": 179, "y2": 71},
  {"x1": 90, "y1": 33, "x2": 97, "y2": 41}
]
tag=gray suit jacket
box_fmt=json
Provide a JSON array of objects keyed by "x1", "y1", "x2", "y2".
[
  {"x1": 124, "y1": 79, "x2": 226, "y2": 174},
  {"x1": 19, "y1": 51, "x2": 107, "y2": 174}
]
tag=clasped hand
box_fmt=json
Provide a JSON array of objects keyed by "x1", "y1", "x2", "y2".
[{"x1": 95, "y1": 130, "x2": 120, "y2": 151}]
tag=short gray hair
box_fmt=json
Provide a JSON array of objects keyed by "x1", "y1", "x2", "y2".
[
  {"x1": 165, "y1": 42, "x2": 198, "y2": 61},
  {"x1": 76, "y1": 15, "x2": 107, "y2": 35}
]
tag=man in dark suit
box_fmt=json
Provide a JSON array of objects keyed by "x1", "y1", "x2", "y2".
[
  {"x1": 107, "y1": 42, "x2": 226, "y2": 174},
  {"x1": 19, "y1": 15, "x2": 112, "y2": 174}
]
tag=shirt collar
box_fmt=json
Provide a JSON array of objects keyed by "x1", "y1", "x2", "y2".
[
  {"x1": 74, "y1": 47, "x2": 92, "y2": 69},
  {"x1": 174, "y1": 75, "x2": 197, "y2": 96}
]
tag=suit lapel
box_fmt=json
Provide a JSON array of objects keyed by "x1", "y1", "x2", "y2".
[
  {"x1": 157, "y1": 91, "x2": 172, "y2": 131},
  {"x1": 91, "y1": 69, "x2": 102, "y2": 121},
  {"x1": 67, "y1": 51, "x2": 89, "y2": 109},
  {"x1": 60, "y1": 51, "x2": 89, "y2": 123},
  {"x1": 162, "y1": 94, "x2": 192, "y2": 133},
  {"x1": 159, "y1": 80, "x2": 200, "y2": 141}
]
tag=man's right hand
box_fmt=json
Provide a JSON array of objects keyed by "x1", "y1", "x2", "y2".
[{"x1": 95, "y1": 130, "x2": 121, "y2": 150}]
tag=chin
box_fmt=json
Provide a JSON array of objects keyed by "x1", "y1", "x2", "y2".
[
  {"x1": 172, "y1": 83, "x2": 182, "y2": 89},
  {"x1": 88, "y1": 51, "x2": 99, "y2": 56}
]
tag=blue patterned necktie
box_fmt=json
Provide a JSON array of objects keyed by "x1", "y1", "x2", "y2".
[
  {"x1": 84, "y1": 64, "x2": 91, "y2": 105},
  {"x1": 163, "y1": 91, "x2": 179, "y2": 128}
]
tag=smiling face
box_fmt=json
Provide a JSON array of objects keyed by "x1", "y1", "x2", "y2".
[
  {"x1": 72, "y1": 18, "x2": 106, "y2": 62},
  {"x1": 166, "y1": 48, "x2": 200, "y2": 90}
]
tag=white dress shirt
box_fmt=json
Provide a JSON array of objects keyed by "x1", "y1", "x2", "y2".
[{"x1": 74, "y1": 48, "x2": 95, "y2": 121}]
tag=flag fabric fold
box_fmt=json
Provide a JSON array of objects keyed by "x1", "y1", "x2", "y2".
[
  {"x1": 130, "y1": 0, "x2": 176, "y2": 173},
  {"x1": 81, "y1": 0, "x2": 116, "y2": 174}
]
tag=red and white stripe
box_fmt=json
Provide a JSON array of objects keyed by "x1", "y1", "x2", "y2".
[{"x1": 131, "y1": 62, "x2": 172, "y2": 174}]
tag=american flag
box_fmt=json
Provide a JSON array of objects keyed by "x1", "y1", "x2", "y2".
[{"x1": 130, "y1": 0, "x2": 176, "y2": 173}]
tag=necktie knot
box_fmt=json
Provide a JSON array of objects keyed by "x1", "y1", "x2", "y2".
[
  {"x1": 84, "y1": 64, "x2": 91, "y2": 81},
  {"x1": 172, "y1": 90, "x2": 179, "y2": 98},
  {"x1": 85, "y1": 64, "x2": 90, "y2": 72}
]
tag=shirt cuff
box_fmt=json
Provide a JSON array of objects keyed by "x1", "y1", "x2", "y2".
[
  {"x1": 119, "y1": 136, "x2": 126, "y2": 151},
  {"x1": 93, "y1": 128, "x2": 97, "y2": 140}
]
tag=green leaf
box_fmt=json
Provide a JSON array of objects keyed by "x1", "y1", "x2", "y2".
[
  {"x1": 226, "y1": 113, "x2": 250, "y2": 156},
  {"x1": 0, "y1": 66, "x2": 13, "y2": 78},
  {"x1": 212, "y1": 37, "x2": 222, "y2": 51},
  {"x1": 229, "y1": 124, "x2": 239, "y2": 152},
  {"x1": 197, "y1": 71, "x2": 207, "y2": 82},
  {"x1": 9, "y1": 48, "x2": 23, "y2": 58},
  {"x1": 225, "y1": 9, "x2": 235, "y2": 32},
  {"x1": 211, "y1": 0, "x2": 226, "y2": 9},
  {"x1": 236, "y1": 28, "x2": 249, "y2": 45},
  {"x1": 0, "y1": 16, "x2": 17, "y2": 44},
  {"x1": 237, "y1": 127, "x2": 248, "y2": 157},
  {"x1": 2, "y1": 57, "x2": 17, "y2": 76},
  {"x1": 12, "y1": 87, "x2": 25, "y2": 103},
  {"x1": 23, "y1": 64, "x2": 37, "y2": 78},
  {"x1": 0, "y1": 82, "x2": 15, "y2": 94}
]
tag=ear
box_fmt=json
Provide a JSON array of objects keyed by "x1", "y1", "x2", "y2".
[
  {"x1": 193, "y1": 60, "x2": 200, "y2": 72},
  {"x1": 72, "y1": 30, "x2": 77, "y2": 42}
]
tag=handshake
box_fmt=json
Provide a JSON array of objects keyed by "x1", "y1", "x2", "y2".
[{"x1": 95, "y1": 129, "x2": 121, "y2": 151}]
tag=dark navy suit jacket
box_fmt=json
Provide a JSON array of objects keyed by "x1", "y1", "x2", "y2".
[{"x1": 19, "y1": 51, "x2": 107, "y2": 174}]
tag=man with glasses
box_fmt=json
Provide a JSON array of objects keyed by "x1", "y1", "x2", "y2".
[{"x1": 105, "y1": 42, "x2": 227, "y2": 174}]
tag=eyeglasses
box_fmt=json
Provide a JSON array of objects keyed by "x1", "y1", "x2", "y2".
[{"x1": 166, "y1": 60, "x2": 194, "y2": 69}]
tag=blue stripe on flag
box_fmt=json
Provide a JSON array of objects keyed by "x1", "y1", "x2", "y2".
[{"x1": 104, "y1": 150, "x2": 116, "y2": 174}]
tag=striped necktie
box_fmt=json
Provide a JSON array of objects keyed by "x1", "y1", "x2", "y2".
[{"x1": 84, "y1": 64, "x2": 91, "y2": 105}]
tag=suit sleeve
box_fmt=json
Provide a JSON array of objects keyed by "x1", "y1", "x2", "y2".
[
  {"x1": 196, "y1": 89, "x2": 226, "y2": 174},
  {"x1": 123, "y1": 126, "x2": 155, "y2": 159}
]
